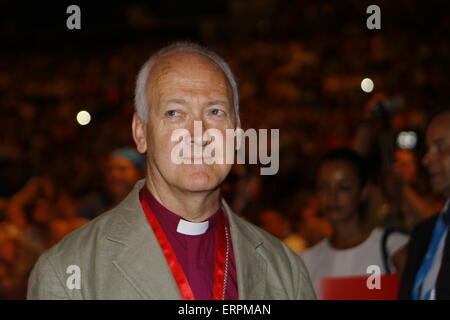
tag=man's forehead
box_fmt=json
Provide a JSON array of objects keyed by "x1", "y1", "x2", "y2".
[
  {"x1": 149, "y1": 52, "x2": 227, "y2": 86},
  {"x1": 426, "y1": 114, "x2": 450, "y2": 144}
]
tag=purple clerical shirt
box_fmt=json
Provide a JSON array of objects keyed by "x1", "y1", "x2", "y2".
[{"x1": 142, "y1": 187, "x2": 238, "y2": 300}]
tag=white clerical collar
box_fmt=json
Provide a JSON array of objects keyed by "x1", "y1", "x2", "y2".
[{"x1": 176, "y1": 219, "x2": 209, "y2": 235}]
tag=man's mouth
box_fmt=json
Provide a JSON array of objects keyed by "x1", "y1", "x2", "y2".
[{"x1": 181, "y1": 156, "x2": 215, "y2": 163}]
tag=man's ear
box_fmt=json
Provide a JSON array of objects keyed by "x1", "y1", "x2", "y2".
[{"x1": 132, "y1": 113, "x2": 147, "y2": 154}]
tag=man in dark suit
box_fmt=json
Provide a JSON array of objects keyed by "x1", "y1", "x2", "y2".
[{"x1": 399, "y1": 109, "x2": 450, "y2": 299}]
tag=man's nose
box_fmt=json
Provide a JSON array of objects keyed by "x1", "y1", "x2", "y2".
[{"x1": 188, "y1": 119, "x2": 210, "y2": 147}]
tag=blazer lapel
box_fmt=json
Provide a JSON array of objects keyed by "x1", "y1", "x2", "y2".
[
  {"x1": 223, "y1": 201, "x2": 267, "y2": 300},
  {"x1": 106, "y1": 180, "x2": 181, "y2": 299}
]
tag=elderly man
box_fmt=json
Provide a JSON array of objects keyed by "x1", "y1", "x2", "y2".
[
  {"x1": 27, "y1": 42, "x2": 315, "y2": 300},
  {"x1": 399, "y1": 109, "x2": 450, "y2": 299}
]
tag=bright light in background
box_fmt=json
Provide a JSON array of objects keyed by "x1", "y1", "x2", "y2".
[
  {"x1": 397, "y1": 131, "x2": 417, "y2": 149},
  {"x1": 361, "y1": 78, "x2": 374, "y2": 93},
  {"x1": 76, "y1": 110, "x2": 91, "y2": 126}
]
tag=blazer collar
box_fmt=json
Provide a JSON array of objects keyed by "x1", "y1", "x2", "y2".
[{"x1": 106, "y1": 179, "x2": 267, "y2": 300}]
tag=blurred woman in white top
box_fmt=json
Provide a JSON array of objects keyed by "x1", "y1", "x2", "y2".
[{"x1": 301, "y1": 148, "x2": 409, "y2": 298}]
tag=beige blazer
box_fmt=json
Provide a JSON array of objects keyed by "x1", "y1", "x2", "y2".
[{"x1": 27, "y1": 180, "x2": 316, "y2": 300}]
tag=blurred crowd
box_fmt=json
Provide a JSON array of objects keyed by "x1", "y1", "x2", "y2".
[{"x1": 1, "y1": 1, "x2": 449, "y2": 299}]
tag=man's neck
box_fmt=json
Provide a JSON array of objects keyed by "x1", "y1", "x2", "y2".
[{"x1": 145, "y1": 175, "x2": 221, "y2": 223}]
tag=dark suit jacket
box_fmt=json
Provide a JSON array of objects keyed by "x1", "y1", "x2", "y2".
[{"x1": 399, "y1": 214, "x2": 450, "y2": 299}]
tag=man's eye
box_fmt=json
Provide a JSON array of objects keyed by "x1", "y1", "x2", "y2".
[
  {"x1": 166, "y1": 110, "x2": 179, "y2": 117},
  {"x1": 211, "y1": 109, "x2": 224, "y2": 116}
]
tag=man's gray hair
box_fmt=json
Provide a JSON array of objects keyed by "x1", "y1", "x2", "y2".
[{"x1": 134, "y1": 41, "x2": 240, "y2": 124}]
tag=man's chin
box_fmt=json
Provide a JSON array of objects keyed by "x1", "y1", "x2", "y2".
[{"x1": 176, "y1": 170, "x2": 223, "y2": 193}]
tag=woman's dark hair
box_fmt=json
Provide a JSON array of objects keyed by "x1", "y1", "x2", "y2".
[{"x1": 317, "y1": 148, "x2": 368, "y2": 188}]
